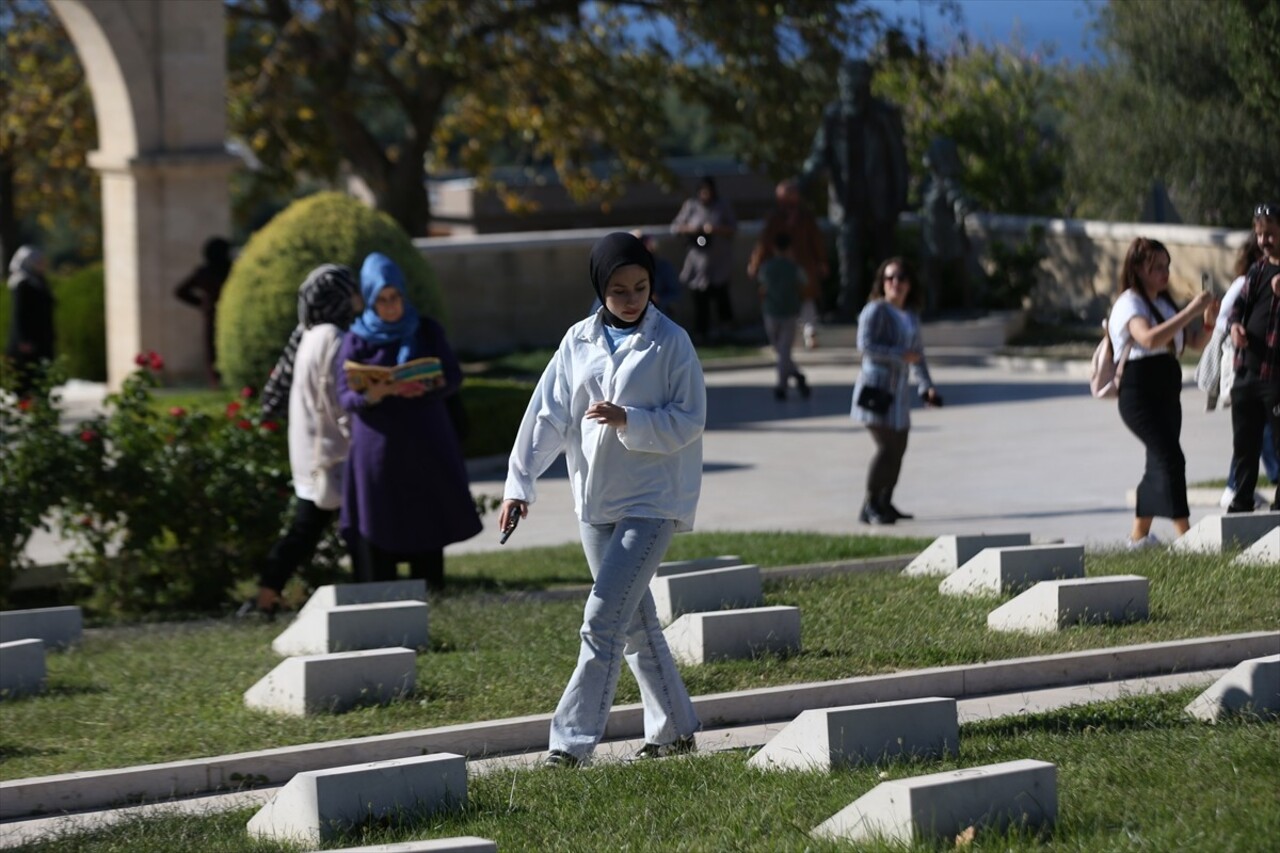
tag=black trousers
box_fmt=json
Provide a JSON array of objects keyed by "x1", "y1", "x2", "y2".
[
  {"x1": 1117, "y1": 355, "x2": 1189, "y2": 519},
  {"x1": 866, "y1": 426, "x2": 909, "y2": 502},
  {"x1": 691, "y1": 281, "x2": 733, "y2": 339},
  {"x1": 1228, "y1": 378, "x2": 1280, "y2": 511},
  {"x1": 357, "y1": 540, "x2": 445, "y2": 592},
  {"x1": 259, "y1": 498, "x2": 339, "y2": 593}
]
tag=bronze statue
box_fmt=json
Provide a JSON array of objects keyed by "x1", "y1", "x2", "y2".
[
  {"x1": 799, "y1": 58, "x2": 908, "y2": 319},
  {"x1": 919, "y1": 136, "x2": 973, "y2": 313}
]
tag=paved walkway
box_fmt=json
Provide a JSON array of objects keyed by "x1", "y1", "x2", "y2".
[{"x1": 22, "y1": 352, "x2": 1236, "y2": 568}]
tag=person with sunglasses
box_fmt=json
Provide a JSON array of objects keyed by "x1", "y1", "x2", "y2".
[
  {"x1": 1224, "y1": 202, "x2": 1280, "y2": 512},
  {"x1": 851, "y1": 257, "x2": 942, "y2": 524}
]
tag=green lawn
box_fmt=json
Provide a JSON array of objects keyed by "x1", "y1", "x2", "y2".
[
  {"x1": 14, "y1": 691, "x2": 1279, "y2": 852},
  {"x1": 2, "y1": 541, "x2": 1275, "y2": 782}
]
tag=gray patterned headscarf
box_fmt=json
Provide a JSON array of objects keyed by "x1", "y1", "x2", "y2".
[
  {"x1": 7, "y1": 246, "x2": 46, "y2": 290},
  {"x1": 259, "y1": 264, "x2": 358, "y2": 418}
]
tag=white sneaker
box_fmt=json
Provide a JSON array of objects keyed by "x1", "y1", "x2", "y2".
[
  {"x1": 1253, "y1": 491, "x2": 1268, "y2": 510},
  {"x1": 1219, "y1": 487, "x2": 1236, "y2": 509},
  {"x1": 1127, "y1": 533, "x2": 1162, "y2": 551}
]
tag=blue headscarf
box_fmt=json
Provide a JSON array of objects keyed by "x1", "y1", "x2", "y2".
[{"x1": 351, "y1": 252, "x2": 421, "y2": 363}]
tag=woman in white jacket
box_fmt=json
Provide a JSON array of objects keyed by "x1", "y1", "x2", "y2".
[
  {"x1": 500, "y1": 232, "x2": 705, "y2": 768},
  {"x1": 249, "y1": 264, "x2": 362, "y2": 614}
]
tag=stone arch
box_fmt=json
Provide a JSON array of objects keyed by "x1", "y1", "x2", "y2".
[{"x1": 48, "y1": 0, "x2": 238, "y2": 386}]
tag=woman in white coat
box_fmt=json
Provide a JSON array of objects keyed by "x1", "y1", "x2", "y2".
[{"x1": 500, "y1": 232, "x2": 705, "y2": 768}]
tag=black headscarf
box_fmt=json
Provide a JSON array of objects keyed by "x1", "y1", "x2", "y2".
[
  {"x1": 589, "y1": 232, "x2": 655, "y2": 329},
  {"x1": 260, "y1": 264, "x2": 358, "y2": 418}
]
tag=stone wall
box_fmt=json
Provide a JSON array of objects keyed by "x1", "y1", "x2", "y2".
[{"x1": 417, "y1": 214, "x2": 1251, "y2": 355}]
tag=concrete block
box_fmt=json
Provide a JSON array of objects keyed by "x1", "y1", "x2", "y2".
[
  {"x1": 273, "y1": 601, "x2": 429, "y2": 657},
  {"x1": 939, "y1": 545, "x2": 1085, "y2": 597},
  {"x1": 1173, "y1": 512, "x2": 1280, "y2": 554},
  {"x1": 297, "y1": 580, "x2": 427, "y2": 620},
  {"x1": 654, "y1": 555, "x2": 744, "y2": 578},
  {"x1": 317, "y1": 838, "x2": 497, "y2": 853},
  {"x1": 987, "y1": 576, "x2": 1149, "y2": 634},
  {"x1": 649, "y1": 564, "x2": 763, "y2": 625},
  {"x1": 749, "y1": 697, "x2": 958, "y2": 771},
  {"x1": 246, "y1": 753, "x2": 467, "y2": 845},
  {"x1": 664, "y1": 606, "x2": 800, "y2": 665},
  {"x1": 0, "y1": 639, "x2": 46, "y2": 698},
  {"x1": 1234, "y1": 528, "x2": 1280, "y2": 566},
  {"x1": 811, "y1": 758, "x2": 1057, "y2": 844},
  {"x1": 902, "y1": 535, "x2": 1032, "y2": 578},
  {"x1": 0, "y1": 606, "x2": 82, "y2": 649},
  {"x1": 1184, "y1": 654, "x2": 1280, "y2": 723},
  {"x1": 245, "y1": 648, "x2": 417, "y2": 716}
]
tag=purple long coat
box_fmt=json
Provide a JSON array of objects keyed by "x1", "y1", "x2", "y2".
[{"x1": 337, "y1": 318, "x2": 483, "y2": 553}]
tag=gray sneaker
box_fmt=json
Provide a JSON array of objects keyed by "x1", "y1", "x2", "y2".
[
  {"x1": 543, "y1": 749, "x2": 582, "y2": 769},
  {"x1": 631, "y1": 735, "x2": 697, "y2": 760}
]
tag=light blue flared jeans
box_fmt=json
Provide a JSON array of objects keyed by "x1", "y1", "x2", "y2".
[{"x1": 548, "y1": 517, "x2": 701, "y2": 760}]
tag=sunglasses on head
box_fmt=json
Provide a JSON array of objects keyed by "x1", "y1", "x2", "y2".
[{"x1": 1256, "y1": 203, "x2": 1279, "y2": 218}]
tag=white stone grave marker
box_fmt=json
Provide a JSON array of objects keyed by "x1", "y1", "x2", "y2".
[
  {"x1": 987, "y1": 576, "x2": 1148, "y2": 634},
  {"x1": 650, "y1": 564, "x2": 763, "y2": 625},
  {"x1": 315, "y1": 837, "x2": 497, "y2": 853},
  {"x1": 0, "y1": 605, "x2": 82, "y2": 648},
  {"x1": 1234, "y1": 529, "x2": 1280, "y2": 566},
  {"x1": 272, "y1": 601, "x2": 428, "y2": 657},
  {"x1": 664, "y1": 606, "x2": 800, "y2": 665},
  {"x1": 902, "y1": 534, "x2": 1032, "y2": 578},
  {"x1": 0, "y1": 639, "x2": 46, "y2": 698},
  {"x1": 1184, "y1": 654, "x2": 1280, "y2": 723},
  {"x1": 653, "y1": 555, "x2": 744, "y2": 578},
  {"x1": 811, "y1": 758, "x2": 1057, "y2": 844},
  {"x1": 939, "y1": 545, "x2": 1085, "y2": 597},
  {"x1": 1172, "y1": 512, "x2": 1280, "y2": 554},
  {"x1": 749, "y1": 697, "x2": 957, "y2": 771},
  {"x1": 244, "y1": 647, "x2": 416, "y2": 716},
  {"x1": 246, "y1": 753, "x2": 467, "y2": 845},
  {"x1": 296, "y1": 580, "x2": 427, "y2": 620}
]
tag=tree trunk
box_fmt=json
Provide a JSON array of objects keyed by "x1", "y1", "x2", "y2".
[
  {"x1": 0, "y1": 155, "x2": 17, "y2": 272},
  {"x1": 376, "y1": 142, "x2": 432, "y2": 238}
]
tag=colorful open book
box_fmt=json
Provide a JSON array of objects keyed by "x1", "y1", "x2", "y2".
[{"x1": 343, "y1": 357, "x2": 443, "y2": 392}]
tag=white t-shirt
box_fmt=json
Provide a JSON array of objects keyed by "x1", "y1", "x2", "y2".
[
  {"x1": 1108, "y1": 289, "x2": 1182, "y2": 362},
  {"x1": 1214, "y1": 275, "x2": 1248, "y2": 334}
]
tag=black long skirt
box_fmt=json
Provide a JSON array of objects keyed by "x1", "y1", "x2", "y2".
[{"x1": 1117, "y1": 354, "x2": 1189, "y2": 519}]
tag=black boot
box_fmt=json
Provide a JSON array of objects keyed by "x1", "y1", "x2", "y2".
[
  {"x1": 859, "y1": 498, "x2": 894, "y2": 525},
  {"x1": 881, "y1": 491, "x2": 914, "y2": 521}
]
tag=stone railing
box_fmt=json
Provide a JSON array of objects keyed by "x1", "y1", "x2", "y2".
[{"x1": 416, "y1": 214, "x2": 1250, "y2": 355}]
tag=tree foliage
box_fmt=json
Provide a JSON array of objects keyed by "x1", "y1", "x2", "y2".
[
  {"x1": 0, "y1": 0, "x2": 99, "y2": 267},
  {"x1": 225, "y1": 0, "x2": 879, "y2": 236},
  {"x1": 1061, "y1": 0, "x2": 1280, "y2": 226},
  {"x1": 875, "y1": 40, "x2": 1069, "y2": 217}
]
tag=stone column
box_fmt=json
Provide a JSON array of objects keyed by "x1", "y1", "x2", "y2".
[{"x1": 88, "y1": 149, "x2": 239, "y2": 386}]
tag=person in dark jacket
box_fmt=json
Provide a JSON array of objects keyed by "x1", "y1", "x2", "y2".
[
  {"x1": 174, "y1": 237, "x2": 232, "y2": 386},
  {"x1": 5, "y1": 245, "x2": 54, "y2": 398}
]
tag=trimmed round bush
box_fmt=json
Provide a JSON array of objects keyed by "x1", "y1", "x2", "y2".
[{"x1": 216, "y1": 192, "x2": 445, "y2": 390}]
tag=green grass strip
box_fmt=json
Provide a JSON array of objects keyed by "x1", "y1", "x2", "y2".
[{"x1": 14, "y1": 690, "x2": 1279, "y2": 851}]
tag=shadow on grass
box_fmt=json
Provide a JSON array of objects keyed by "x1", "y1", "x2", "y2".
[{"x1": 964, "y1": 693, "x2": 1191, "y2": 738}]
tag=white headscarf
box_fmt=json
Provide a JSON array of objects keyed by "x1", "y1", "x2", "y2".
[{"x1": 7, "y1": 246, "x2": 46, "y2": 289}]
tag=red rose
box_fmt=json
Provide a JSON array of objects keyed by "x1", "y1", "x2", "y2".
[
  {"x1": 240, "y1": 385, "x2": 256, "y2": 399},
  {"x1": 147, "y1": 351, "x2": 164, "y2": 370},
  {"x1": 78, "y1": 515, "x2": 93, "y2": 528},
  {"x1": 17, "y1": 398, "x2": 32, "y2": 412},
  {"x1": 169, "y1": 406, "x2": 187, "y2": 417},
  {"x1": 236, "y1": 418, "x2": 253, "y2": 430},
  {"x1": 260, "y1": 420, "x2": 280, "y2": 432},
  {"x1": 79, "y1": 429, "x2": 98, "y2": 443},
  {"x1": 226, "y1": 401, "x2": 242, "y2": 417},
  {"x1": 134, "y1": 353, "x2": 148, "y2": 367}
]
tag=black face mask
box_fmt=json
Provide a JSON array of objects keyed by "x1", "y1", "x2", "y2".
[{"x1": 589, "y1": 232, "x2": 655, "y2": 329}]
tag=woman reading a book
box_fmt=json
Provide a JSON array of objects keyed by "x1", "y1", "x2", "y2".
[
  {"x1": 337, "y1": 252, "x2": 482, "y2": 591},
  {"x1": 500, "y1": 232, "x2": 705, "y2": 768}
]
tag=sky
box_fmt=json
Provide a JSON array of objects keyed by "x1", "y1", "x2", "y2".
[{"x1": 868, "y1": 0, "x2": 1104, "y2": 65}]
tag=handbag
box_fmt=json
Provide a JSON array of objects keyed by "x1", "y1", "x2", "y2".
[
  {"x1": 1090, "y1": 320, "x2": 1130, "y2": 399},
  {"x1": 857, "y1": 385, "x2": 894, "y2": 414}
]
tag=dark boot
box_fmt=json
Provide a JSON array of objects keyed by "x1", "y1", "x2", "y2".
[
  {"x1": 880, "y1": 491, "x2": 914, "y2": 521},
  {"x1": 859, "y1": 497, "x2": 894, "y2": 525}
]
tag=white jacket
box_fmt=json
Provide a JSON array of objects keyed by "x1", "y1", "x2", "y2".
[
  {"x1": 288, "y1": 324, "x2": 350, "y2": 509},
  {"x1": 505, "y1": 308, "x2": 705, "y2": 531}
]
